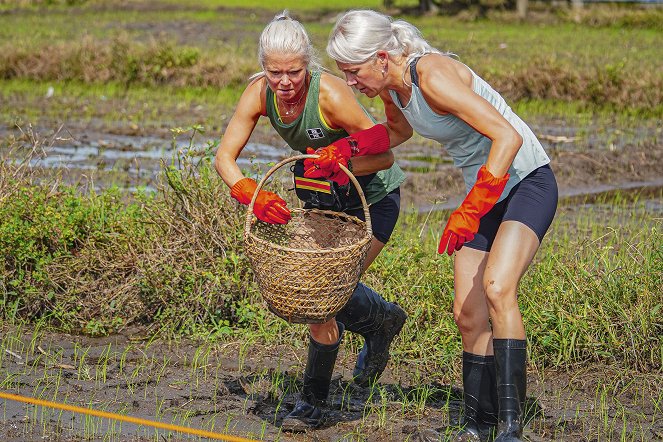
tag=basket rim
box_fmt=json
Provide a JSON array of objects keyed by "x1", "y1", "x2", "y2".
[
  {"x1": 246, "y1": 231, "x2": 372, "y2": 254},
  {"x1": 245, "y1": 208, "x2": 373, "y2": 254},
  {"x1": 244, "y1": 154, "x2": 373, "y2": 240}
]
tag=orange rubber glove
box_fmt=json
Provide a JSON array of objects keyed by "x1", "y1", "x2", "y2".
[
  {"x1": 230, "y1": 177, "x2": 291, "y2": 224},
  {"x1": 303, "y1": 124, "x2": 390, "y2": 184},
  {"x1": 439, "y1": 165, "x2": 510, "y2": 255},
  {"x1": 302, "y1": 147, "x2": 350, "y2": 186}
]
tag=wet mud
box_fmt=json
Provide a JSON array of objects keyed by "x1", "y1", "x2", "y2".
[
  {"x1": 1, "y1": 117, "x2": 661, "y2": 212},
  {"x1": 2, "y1": 328, "x2": 660, "y2": 442}
]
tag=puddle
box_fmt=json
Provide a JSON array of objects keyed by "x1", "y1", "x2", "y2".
[
  {"x1": 1, "y1": 131, "x2": 287, "y2": 191},
  {"x1": 2, "y1": 125, "x2": 661, "y2": 213}
]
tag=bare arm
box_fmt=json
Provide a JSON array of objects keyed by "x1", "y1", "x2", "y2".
[
  {"x1": 379, "y1": 89, "x2": 413, "y2": 147},
  {"x1": 214, "y1": 79, "x2": 265, "y2": 187},
  {"x1": 319, "y1": 73, "x2": 395, "y2": 176},
  {"x1": 417, "y1": 55, "x2": 522, "y2": 177}
]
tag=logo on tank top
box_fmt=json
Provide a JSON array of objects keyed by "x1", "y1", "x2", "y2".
[{"x1": 306, "y1": 128, "x2": 325, "y2": 140}]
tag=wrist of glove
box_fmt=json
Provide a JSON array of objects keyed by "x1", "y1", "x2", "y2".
[
  {"x1": 230, "y1": 177, "x2": 291, "y2": 224},
  {"x1": 438, "y1": 165, "x2": 509, "y2": 255}
]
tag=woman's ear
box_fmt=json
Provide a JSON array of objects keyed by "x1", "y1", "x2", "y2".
[
  {"x1": 375, "y1": 51, "x2": 389, "y2": 75},
  {"x1": 376, "y1": 50, "x2": 389, "y2": 66}
]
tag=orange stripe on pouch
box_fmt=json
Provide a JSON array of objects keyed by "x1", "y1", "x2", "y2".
[
  {"x1": 295, "y1": 179, "x2": 331, "y2": 192},
  {"x1": 296, "y1": 184, "x2": 332, "y2": 194}
]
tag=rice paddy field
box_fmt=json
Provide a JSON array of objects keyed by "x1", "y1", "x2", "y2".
[{"x1": 0, "y1": 1, "x2": 661, "y2": 441}]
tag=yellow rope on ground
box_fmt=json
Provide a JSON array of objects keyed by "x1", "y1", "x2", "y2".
[{"x1": 0, "y1": 390, "x2": 259, "y2": 442}]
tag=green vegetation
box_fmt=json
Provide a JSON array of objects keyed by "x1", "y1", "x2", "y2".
[
  {"x1": 1, "y1": 2, "x2": 662, "y2": 120},
  {"x1": 1, "y1": 127, "x2": 258, "y2": 337},
  {"x1": 2, "y1": 131, "x2": 660, "y2": 371}
]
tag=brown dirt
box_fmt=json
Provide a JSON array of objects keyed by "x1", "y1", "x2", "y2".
[
  {"x1": 2, "y1": 103, "x2": 662, "y2": 211},
  {"x1": 1, "y1": 327, "x2": 661, "y2": 442}
]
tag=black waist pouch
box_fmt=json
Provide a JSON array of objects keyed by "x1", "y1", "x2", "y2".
[
  {"x1": 292, "y1": 160, "x2": 377, "y2": 211},
  {"x1": 292, "y1": 159, "x2": 350, "y2": 211}
]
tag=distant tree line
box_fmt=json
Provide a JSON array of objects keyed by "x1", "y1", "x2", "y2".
[
  {"x1": 386, "y1": 0, "x2": 530, "y2": 16},
  {"x1": 393, "y1": 0, "x2": 661, "y2": 15}
]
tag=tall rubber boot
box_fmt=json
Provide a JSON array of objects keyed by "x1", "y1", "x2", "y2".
[
  {"x1": 493, "y1": 339, "x2": 527, "y2": 442},
  {"x1": 335, "y1": 282, "x2": 407, "y2": 387},
  {"x1": 455, "y1": 352, "x2": 499, "y2": 442},
  {"x1": 281, "y1": 323, "x2": 344, "y2": 432}
]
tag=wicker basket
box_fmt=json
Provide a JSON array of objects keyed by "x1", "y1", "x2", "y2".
[{"x1": 244, "y1": 155, "x2": 373, "y2": 324}]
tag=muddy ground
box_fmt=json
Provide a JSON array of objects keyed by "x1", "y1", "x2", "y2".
[
  {"x1": 2, "y1": 110, "x2": 662, "y2": 211},
  {"x1": 1, "y1": 325, "x2": 661, "y2": 442}
]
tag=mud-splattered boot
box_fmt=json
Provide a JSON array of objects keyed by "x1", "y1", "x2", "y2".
[
  {"x1": 281, "y1": 324, "x2": 344, "y2": 432},
  {"x1": 493, "y1": 339, "x2": 527, "y2": 442},
  {"x1": 455, "y1": 352, "x2": 499, "y2": 442},
  {"x1": 335, "y1": 282, "x2": 407, "y2": 387}
]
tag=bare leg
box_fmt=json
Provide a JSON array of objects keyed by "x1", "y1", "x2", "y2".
[
  {"x1": 309, "y1": 319, "x2": 339, "y2": 345},
  {"x1": 483, "y1": 221, "x2": 540, "y2": 339},
  {"x1": 362, "y1": 237, "x2": 385, "y2": 273},
  {"x1": 453, "y1": 247, "x2": 498, "y2": 440},
  {"x1": 453, "y1": 246, "x2": 492, "y2": 355},
  {"x1": 483, "y1": 221, "x2": 540, "y2": 441}
]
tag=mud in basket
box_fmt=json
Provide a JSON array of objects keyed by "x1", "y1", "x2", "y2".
[{"x1": 244, "y1": 154, "x2": 373, "y2": 324}]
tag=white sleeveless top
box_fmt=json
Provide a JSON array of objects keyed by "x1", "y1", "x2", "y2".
[{"x1": 389, "y1": 57, "x2": 550, "y2": 201}]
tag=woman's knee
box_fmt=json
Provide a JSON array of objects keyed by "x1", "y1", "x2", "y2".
[
  {"x1": 308, "y1": 320, "x2": 339, "y2": 343},
  {"x1": 483, "y1": 278, "x2": 517, "y2": 313},
  {"x1": 453, "y1": 304, "x2": 489, "y2": 337}
]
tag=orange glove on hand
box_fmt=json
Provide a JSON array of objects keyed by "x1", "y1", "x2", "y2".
[
  {"x1": 230, "y1": 177, "x2": 291, "y2": 224},
  {"x1": 439, "y1": 165, "x2": 510, "y2": 255},
  {"x1": 303, "y1": 124, "x2": 390, "y2": 185},
  {"x1": 302, "y1": 147, "x2": 350, "y2": 186}
]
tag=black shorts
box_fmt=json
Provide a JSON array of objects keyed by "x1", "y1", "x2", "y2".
[
  {"x1": 345, "y1": 188, "x2": 401, "y2": 244},
  {"x1": 465, "y1": 165, "x2": 558, "y2": 252}
]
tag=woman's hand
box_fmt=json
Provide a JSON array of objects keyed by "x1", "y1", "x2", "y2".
[
  {"x1": 439, "y1": 165, "x2": 509, "y2": 255},
  {"x1": 230, "y1": 178, "x2": 291, "y2": 224},
  {"x1": 302, "y1": 124, "x2": 391, "y2": 185},
  {"x1": 302, "y1": 147, "x2": 350, "y2": 185}
]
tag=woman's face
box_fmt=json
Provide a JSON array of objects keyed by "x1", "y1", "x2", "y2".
[
  {"x1": 263, "y1": 53, "x2": 308, "y2": 102},
  {"x1": 336, "y1": 58, "x2": 384, "y2": 98}
]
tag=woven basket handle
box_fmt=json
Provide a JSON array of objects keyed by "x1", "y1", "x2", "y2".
[{"x1": 244, "y1": 154, "x2": 372, "y2": 238}]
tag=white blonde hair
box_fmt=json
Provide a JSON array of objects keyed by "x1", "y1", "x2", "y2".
[
  {"x1": 249, "y1": 10, "x2": 321, "y2": 81},
  {"x1": 327, "y1": 10, "x2": 448, "y2": 84}
]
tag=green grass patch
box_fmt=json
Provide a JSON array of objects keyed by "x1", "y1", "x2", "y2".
[
  {"x1": 0, "y1": 78, "x2": 243, "y2": 131},
  {"x1": 1, "y1": 127, "x2": 258, "y2": 337},
  {"x1": 0, "y1": 3, "x2": 661, "y2": 115},
  {"x1": 1, "y1": 131, "x2": 660, "y2": 372}
]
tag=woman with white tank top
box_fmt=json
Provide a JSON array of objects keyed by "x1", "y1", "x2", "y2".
[{"x1": 307, "y1": 9, "x2": 558, "y2": 442}]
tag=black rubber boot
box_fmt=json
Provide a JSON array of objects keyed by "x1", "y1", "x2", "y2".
[
  {"x1": 455, "y1": 352, "x2": 499, "y2": 442},
  {"x1": 281, "y1": 323, "x2": 344, "y2": 432},
  {"x1": 335, "y1": 282, "x2": 407, "y2": 387},
  {"x1": 493, "y1": 339, "x2": 527, "y2": 442}
]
